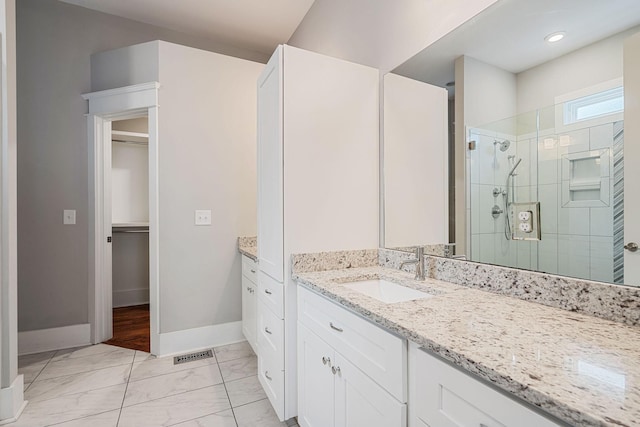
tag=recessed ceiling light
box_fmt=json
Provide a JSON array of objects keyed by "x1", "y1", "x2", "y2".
[{"x1": 545, "y1": 32, "x2": 566, "y2": 43}]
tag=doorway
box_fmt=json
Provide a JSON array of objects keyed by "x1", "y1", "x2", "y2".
[
  {"x1": 83, "y1": 81, "x2": 160, "y2": 355},
  {"x1": 103, "y1": 117, "x2": 150, "y2": 352}
]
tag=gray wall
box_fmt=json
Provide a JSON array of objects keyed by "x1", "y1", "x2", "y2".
[{"x1": 16, "y1": 0, "x2": 267, "y2": 332}]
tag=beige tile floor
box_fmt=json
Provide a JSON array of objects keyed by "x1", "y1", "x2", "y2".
[{"x1": 16, "y1": 341, "x2": 298, "y2": 427}]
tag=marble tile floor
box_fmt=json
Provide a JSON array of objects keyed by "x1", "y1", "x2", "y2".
[{"x1": 16, "y1": 341, "x2": 298, "y2": 427}]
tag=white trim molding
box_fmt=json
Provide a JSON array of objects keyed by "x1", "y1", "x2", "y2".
[
  {"x1": 0, "y1": 375, "x2": 26, "y2": 425},
  {"x1": 156, "y1": 321, "x2": 244, "y2": 357},
  {"x1": 82, "y1": 82, "x2": 160, "y2": 115},
  {"x1": 83, "y1": 82, "x2": 160, "y2": 354},
  {"x1": 18, "y1": 324, "x2": 91, "y2": 356}
]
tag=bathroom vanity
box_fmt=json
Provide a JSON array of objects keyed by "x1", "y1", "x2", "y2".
[{"x1": 291, "y1": 249, "x2": 640, "y2": 427}]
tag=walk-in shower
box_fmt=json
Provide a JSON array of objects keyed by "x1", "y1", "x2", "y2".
[{"x1": 468, "y1": 102, "x2": 624, "y2": 284}]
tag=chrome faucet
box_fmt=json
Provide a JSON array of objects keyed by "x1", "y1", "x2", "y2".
[{"x1": 400, "y1": 247, "x2": 425, "y2": 280}]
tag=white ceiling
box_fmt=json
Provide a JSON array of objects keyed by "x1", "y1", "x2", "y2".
[
  {"x1": 393, "y1": 0, "x2": 640, "y2": 90},
  {"x1": 59, "y1": 0, "x2": 315, "y2": 55}
]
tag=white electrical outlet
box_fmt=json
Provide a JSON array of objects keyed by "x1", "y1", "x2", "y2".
[
  {"x1": 510, "y1": 202, "x2": 540, "y2": 240},
  {"x1": 195, "y1": 210, "x2": 212, "y2": 226},
  {"x1": 518, "y1": 211, "x2": 531, "y2": 221},
  {"x1": 63, "y1": 209, "x2": 76, "y2": 225},
  {"x1": 519, "y1": 223, "x2": 532, "y2": 232}
]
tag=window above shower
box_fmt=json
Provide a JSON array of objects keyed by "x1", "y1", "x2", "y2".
[
  {"x1": 563, "y1": 86, "x2": 624, "y2": 125},
  {"x1": 556, "y1": 79, "x2": 625, "y2": 133}
]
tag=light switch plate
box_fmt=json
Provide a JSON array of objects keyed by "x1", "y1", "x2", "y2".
[
  {"x1": 63, "y1": 209, "x2": 76, "y2": 225},
  {"x1": 195, "y1": 210, "x2": 212, "y2": 226}
]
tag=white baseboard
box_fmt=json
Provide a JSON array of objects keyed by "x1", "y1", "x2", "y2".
[
  {"x1": 18, "y1": 324, "x2": 91, "y2": 355},
  {"x1": 0, "y1": 375, "x2": 26, "y2": 425},
  {"x1": 155, "y1": 321, "x2": 244, "y2": 357},
  {"x1": 113, "y1": 288, "x2": 149, "y2": 308}
]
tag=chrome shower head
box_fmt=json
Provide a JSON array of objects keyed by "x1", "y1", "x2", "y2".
[{"x1": 494, "y1": 139, "x2": 511, "y2": 152}]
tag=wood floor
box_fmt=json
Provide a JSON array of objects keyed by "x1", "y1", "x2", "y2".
[{"x1": 103, "y1": 304, "x2": 150, "y2": 352}]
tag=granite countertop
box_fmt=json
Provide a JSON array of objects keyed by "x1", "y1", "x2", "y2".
[
  {"x1": 238, "y1": 236, "x2": 257, "y2": 261},
  {"x1": 293, "y1": 266, "x2": 640, "y2": 427}
]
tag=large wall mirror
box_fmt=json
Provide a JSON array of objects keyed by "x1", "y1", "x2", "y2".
[{"x1": 383, "y1": 0, "x2": 640, "y2": 286}]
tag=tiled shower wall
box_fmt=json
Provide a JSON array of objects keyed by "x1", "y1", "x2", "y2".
[{"x1": 469, "y1": 119, "x2": 623, "y2": 283}]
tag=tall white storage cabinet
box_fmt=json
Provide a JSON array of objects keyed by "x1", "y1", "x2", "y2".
[{"x1": 256, "y1": 45, "x2": 379, "y2": 421}]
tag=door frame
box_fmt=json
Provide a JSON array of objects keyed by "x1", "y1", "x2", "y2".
[{"x1": 83, "y1": 82, "x2": 160, "y2": 354}]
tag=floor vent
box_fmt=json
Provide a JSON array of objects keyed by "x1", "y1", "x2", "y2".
[{"x1": 173, "y1": 349, "x2": 214, "y2": 365}]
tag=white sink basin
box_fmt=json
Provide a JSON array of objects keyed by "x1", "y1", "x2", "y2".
[{"x1": 342, "y1": 279, "x2": 433, "y2": 304}]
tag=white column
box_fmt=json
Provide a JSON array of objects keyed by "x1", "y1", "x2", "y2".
[{"x1": 0, "y1": 0, "x2": 25, "y2": 422}]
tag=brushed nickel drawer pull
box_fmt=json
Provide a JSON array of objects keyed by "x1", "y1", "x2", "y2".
[
  {"x1": 265, "y1": 289, "x2": 272, "y2": 295},
  {"x1": 329, "y1": 322, "x2": 343, "y2": 332},
  {"x1": 264, "y1": 371, "x2": 272, "y2": 381},
  {"x1": 322, "y1": 356, "x2": 331, "y2": 366},
  {"x1": 264, "y1": 327, "x2": 272, "y2": 334},
  {"x1": 331, "y1": 365, "x2": 341, "y2": 375},
  {"x1": 250, "y1": 269, "x2": 256, "y2": 273}
]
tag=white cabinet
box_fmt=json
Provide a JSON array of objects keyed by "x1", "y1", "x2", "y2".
[
  {"x1": 257, "y1": 47, "x2": 284, "y2": 283},
  {"x1": 298, "y1": 323, "x2": 335, "y2": 427},
  {"x1": 256, "y1": 44, "x2": 379, "y2": 421},
  {"x1": 297, "y1": 286, "x2": 406, "y2": 401},
  {"x1": 298, "y1": 288, "x2": 406, "y2": 427},
  {"x1": 409, "y1": 342, "x2": 561, "y2": 427},
  {"x1": 298, "y1": 323, "x2": 405, "y2": 427},
  {"x1": 241, "y1": 255, "x2": 257, "y2": 352}
]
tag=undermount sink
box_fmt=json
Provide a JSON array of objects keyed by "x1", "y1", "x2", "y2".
[{"x1": 342, "y1": 279, "x2": 433, "y2": 304}]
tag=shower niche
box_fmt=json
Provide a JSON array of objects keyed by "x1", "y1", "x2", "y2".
[{"x1": 561, "y1": 149, "x2": 611, "y2": 207}]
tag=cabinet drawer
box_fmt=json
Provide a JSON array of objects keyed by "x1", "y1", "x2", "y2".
[
  {"x1": 258, "y1": 270, "x2": 284, "y2": 319},
  {"x1": 298, "y1": 286, "x2": 406, "y2": 402},
  {"x1": 409, "y1": 343, "x2": 561, "y2": 427},
  {"x1": 258, "y1": 349, "x2": 285, "y2": 421},
  {"x1": 242, "y1": 255, "x2": 258, "y2": 283},
  {"x1": 257, "y1": 299, "x2": 284, "y2": 362}
]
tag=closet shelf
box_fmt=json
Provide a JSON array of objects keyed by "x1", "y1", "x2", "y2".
[
  {"x1": 112, "y1": 222, "x2": 149, "y2": 228},
  {"x1": 112, "y1": 130, "x2": 149, "y2": 144}
]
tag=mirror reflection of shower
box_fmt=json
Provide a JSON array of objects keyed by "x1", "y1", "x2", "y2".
[{"x1": 504, "y1": 156, "x2": 522, "y2": 240}]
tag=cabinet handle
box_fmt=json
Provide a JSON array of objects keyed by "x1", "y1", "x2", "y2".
[
  {"x1": 246, "y1": 287, "x2": 251, "y2": 291},
  {"x1": 251, "y1": 288, "x2": 255, "y2": 294},
  {"x1": 265, "y1": 289, "x2": 272, "y2": 295},
  {"x1": 322, "y1": 356, "x2": 331, "y2": 366},
  {"x1": 264, "y1": 327, "x2": 272, "y2": 335},
  {"x1": 329, "y1": 322, "x2": 343, "y2": 332},
  {"x1": 250, "y1": 269, "x2": 256, "y2": 273},
  {"x1": 331, "y1": 365, "x2": 341, "y2": 376},
  {"x1": 264, "y1": 371, "x2": 272, "y2": 381}
]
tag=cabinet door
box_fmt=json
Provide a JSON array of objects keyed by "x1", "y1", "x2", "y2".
[
  {"x1": 334, "y1": 354, "x2": 406, "y2": 427},
  {"x1": 298, "y1": 323, "x2": 335, "y2": 427},
  {"x1": 409, "y1": 343, "x2": 560, "y2": 427},
  {"x1": 257, "y1": 45, "x2": 284, "y2": 282},
  {"x1": 241, "y1": 277, "x2": 256, "y2": 352}
]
